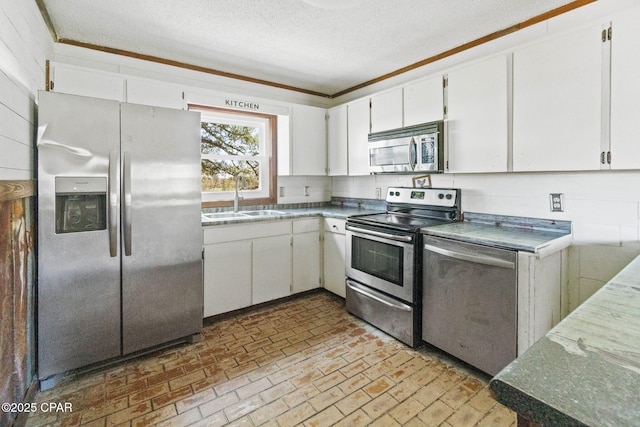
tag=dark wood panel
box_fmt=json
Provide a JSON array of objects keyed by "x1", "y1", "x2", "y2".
[{"x1": 0, "y1": 180, "x2": 35, "y2": 202}]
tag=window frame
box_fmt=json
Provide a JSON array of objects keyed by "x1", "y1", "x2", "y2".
[{"x1": 190, "y1": 104, "x2": 278, "y2": 208}]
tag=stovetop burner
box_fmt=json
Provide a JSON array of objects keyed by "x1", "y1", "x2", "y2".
[{"x1": 347, "y1": 187, "x2": 462, "y2": 233}]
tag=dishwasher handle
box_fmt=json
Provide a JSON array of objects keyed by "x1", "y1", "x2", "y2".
[{"x1": 424, "y1": 243, "x2": 515, "y2": 269}]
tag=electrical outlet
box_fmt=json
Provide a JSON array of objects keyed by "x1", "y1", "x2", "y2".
[
  {"x1": 376, "y1": 188, "x2": 382, "y2": 199},
  {"x1": 550, "y1": 193, "x2": 564, "y2": 212},
  {"x1": 304, "y1": 185, "x2": 310, "y2": 196}
]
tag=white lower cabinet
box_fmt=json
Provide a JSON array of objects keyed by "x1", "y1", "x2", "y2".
[
  {"x1": 323, "y1": 218, "x2": 347, "y2": 298},
  {"x1": 203, "y1": 220, "x2": 292, "y2": 317},
  {"x1": 253, "y1": 235, "x2": 292, "y2": 304},
  {"x1": 203, "y1": 240, "x2": 252, "y2": 317},
  {"x1": 292, "y1": 218, "x2": 321, "y2": 293}
]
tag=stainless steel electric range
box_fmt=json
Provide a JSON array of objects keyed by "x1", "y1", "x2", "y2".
[{"x1": 345, "y1": 186, "x2": 461, "y2": 347}]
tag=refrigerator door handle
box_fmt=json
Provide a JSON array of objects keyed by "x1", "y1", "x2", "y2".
[
  {"x1": 108, "y1": 149, "x2": 119, "y2": 257},
  {"x1": 123, "y1": 151, "x2": 132, "y2": 256}
]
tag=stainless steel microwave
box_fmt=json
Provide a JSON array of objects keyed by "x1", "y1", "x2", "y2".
[{"x1": 368, "y1": 120, "x2": 444, "y2": 173}]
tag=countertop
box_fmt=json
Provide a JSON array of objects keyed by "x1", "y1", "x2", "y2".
[
  {"x1": 201, "y1": 205, "x2": 383, "y2": 226},
  {"x1": 490, "y1": 254, "x2": 640, "y2": 426},
  {"x1": 422, "y1": 212, "x2": 572, "y2": 254}
]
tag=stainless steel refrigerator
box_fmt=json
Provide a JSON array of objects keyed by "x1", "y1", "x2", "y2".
[{"x1": 37, "y1": 91, "x2": 203, "y2": 386}]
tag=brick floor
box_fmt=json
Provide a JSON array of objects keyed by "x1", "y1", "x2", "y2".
[{"x1": 25, "y1": 292, "x2": 516, "y2": 426}]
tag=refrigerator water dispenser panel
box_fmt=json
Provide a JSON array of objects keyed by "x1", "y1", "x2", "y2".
[{"x1": 55, "y1": 177, "x2": 107, "y2": 233}]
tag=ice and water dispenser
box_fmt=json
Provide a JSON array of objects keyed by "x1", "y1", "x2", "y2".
[{"x1": 55, "y1": 177, "x2": 107, "y2": 233}]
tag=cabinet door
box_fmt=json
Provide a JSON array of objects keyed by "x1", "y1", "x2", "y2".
[
  {"x1": 126, "y1": 78, "x2": 184, "y2": 109},
  {"x1": 404, "y1": 76, "x2": 444, "y2": 126},
  {"x1": 323, "y1": 231, "x2": 346, "y2": 298},
  {"x1": 327, "y1": 105, "x2": 348, "y2": 176},
  {"x1": 370, "y1": 88, "x2": 403, "y2": 132},
  {"x1": 446, "y1": 55, "x2": 509, "y2": 173},
  {"x1": 293, "y1": 232, "x2": 321, "y2": 293},
  {"x1": 513, "y1": 25, "x2": 602, "y2": 171},
  {"x1": 610, "y1": 9, "x2": 640, "y2": 169},
  {"x1": 51, "y1": 63, "x2": 125, "y2": 101},
  {"x1": 290, "y1": 105, "x2": 327, "y2": 175},
  {"x1": 347, "y1": 98, "x2": 371, "y2": 176},
  {"x1": 203, "y1": 241, "x2": 252, "y2": 317},
  {"x1": 253, "y1": 235, "x2": 292, "y2": 304}
]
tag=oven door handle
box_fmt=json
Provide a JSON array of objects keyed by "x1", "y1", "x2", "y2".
[
  {"x1": 347, "y1": 280, "x2": 412, "y2": 312},
  {"x1": 346, "y1": 224, "x2": 413, "y2": 243}
]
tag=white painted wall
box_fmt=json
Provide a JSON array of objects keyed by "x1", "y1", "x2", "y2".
[
  {"x1": 0, "y1": 0, "x2": 53, "y2": 180},
  {"x1": 334, "y1": 171, "x2": 640, "y2": 311}
]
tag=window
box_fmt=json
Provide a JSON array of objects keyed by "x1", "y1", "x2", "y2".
[{"x1": 190, "y1": 105, "x2": 277, "y2": 207}]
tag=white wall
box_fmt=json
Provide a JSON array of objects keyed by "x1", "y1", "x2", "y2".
[
  {"x1": 0, "y1": 0, "x2": 53, "y2": 180},
  {"x1": 334, "y1": 170, "x2": 640, "y2": 311}
]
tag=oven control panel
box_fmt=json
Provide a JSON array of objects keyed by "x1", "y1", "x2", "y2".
[{"x1": 386, "y1": 187, "x2": 458, "y2": 207}]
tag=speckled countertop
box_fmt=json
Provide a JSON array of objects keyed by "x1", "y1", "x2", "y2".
[
  {"x1": 201, "y1": 205, "x2": 383, "y2": 226},
  {"x1": 490, "y1": 254, "x2": 640, "y2": 426},
  {"x1": 422, "y1": 212, "x2": 572, "y2": 253}
]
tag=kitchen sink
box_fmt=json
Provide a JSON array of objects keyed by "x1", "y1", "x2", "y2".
[
  {"x1": 202, "y1": 212, "x2": 247, "y2": 220},
  {"x1": 241, "y1": 210, "x2": 289, "y2": 217},
  {"x1": 202, "y1": 210, "x2": 290, "y2": 221}
]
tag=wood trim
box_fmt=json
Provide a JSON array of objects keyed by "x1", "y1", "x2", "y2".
[
  {"x1": 193, "y1": 106, "x2": 278, "y2": 208},
  {"x1": 0, "y1": 180, "x2": 35, "y2": 202},
  {"x1": 34, "y1": 0, "x2": 58, "y2": 41},
  {"x1": 332, "y1": 0, "x2": 598, "y2": 98},
  {"x1": 47, "y1": 0, "x2": 595, "y2": 99},
  {"x1": 57, "y1": 39, "x2": 331, "y2": 99},
  {"x1": 45, "y1": 59, "x2": 50, "y2": 91}
]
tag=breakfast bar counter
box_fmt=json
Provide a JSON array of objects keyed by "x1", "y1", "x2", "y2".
[{"x1": 490, "y1": 254, "x2": 640, "y2": 426}]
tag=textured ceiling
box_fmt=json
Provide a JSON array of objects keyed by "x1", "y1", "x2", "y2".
[{"x1": 41, "y1": 0, "x2": 582, "y2": 97}]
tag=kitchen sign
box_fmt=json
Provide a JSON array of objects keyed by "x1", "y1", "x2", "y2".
[
  {"x1": 224, "y1": 99, "x2": 260, "y2": 111},
  {"x1": 184, "y1": 92, "x2": 289, "y2": 116}
]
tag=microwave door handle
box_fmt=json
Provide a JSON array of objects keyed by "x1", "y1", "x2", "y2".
[{"x1": 409, "y1": 137, "x2": 417, "y2": 170}]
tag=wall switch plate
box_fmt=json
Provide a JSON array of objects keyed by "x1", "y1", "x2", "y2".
[
  {"x1": 304, "y1": 185, "x2": 310, "y2": 196},
  {"x1": 550, "y1": 193, "x2": 564, "y2": 212},
  {"x1": 376, "y1": 188, "x2": 382, "y2": 199},
  {"x1": 279, "y1": 186, "x2": 285, "y2": 197}
]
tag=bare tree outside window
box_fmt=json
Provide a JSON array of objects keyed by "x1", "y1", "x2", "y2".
[
  {"x1": 200, "y1": 122, "x2": 260, "y2": 191},
  {"x1": 192, "y1": 106, "x2": 277, "y2": 206}
]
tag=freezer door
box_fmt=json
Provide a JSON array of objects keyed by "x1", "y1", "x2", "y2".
[
  {"x1": 37, "y1": 91, "x2": 122, "y2": 378},
  {"x1": 120, "y1": 103, "x2": 203, "y2": 354}
]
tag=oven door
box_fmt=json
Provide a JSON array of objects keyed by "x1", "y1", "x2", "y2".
[{"x1": 345, "y1": 224, "x2": 415, "y2": 303}]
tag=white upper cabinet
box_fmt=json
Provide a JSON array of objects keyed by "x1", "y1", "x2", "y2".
[
  {"x1": 370, "y1": 88, "x2": 403, "y2": 132},
  {"x1": 347, "y1": 98, "x2": 371, "y2": 176},
  {"x1": 126, "y1": 78, "x2": 184, "y2": 109},
  {"x1": 289, "y1": 104, "x2": 327, "y2": 175},
  {"x1": 512, "y1": 24, "x2": 603, "y2": 172},
  {"x1": 50, "y1": 63, "x2": 125, "y2": 101},
  {"x1": 327, "y1": 105, "x2": 348, "y2": 176},
  {"x1": 404, "y1": 76, "x2": 444, "y2": 126},
  {"x1": 446, "y1": 55, "x2": 509, "y2": 173},
  {"x1": 610, "y1": 8, "x2": 640, "y2": 170}
]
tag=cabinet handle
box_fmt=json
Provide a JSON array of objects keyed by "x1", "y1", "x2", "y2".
[
  {"x1": 607, "y1": 151, "x2": 611, "y2": 164},
  {"x1": 600, "y1": 151, "x2": 606, "y2": 164}
]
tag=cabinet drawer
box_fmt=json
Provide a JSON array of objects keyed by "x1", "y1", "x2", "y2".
[
  {"x1": 324, "y1": 218, "x2": 346, "y2": 234},
  {"x1": 204, "y1": 220, "x2": 292, "y2": 244},
  {"x1": 293, "y1": 217, "x2": 321, "y2": 233}
]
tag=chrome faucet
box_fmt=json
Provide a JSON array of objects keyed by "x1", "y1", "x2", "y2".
[{"x1": 234, "y1": 173, "x2": 247, "y2": 212}]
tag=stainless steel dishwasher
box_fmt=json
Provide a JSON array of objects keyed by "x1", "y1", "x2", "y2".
[{"x1": 422, "y1": 235, "x2": 517, "y2": 376}]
